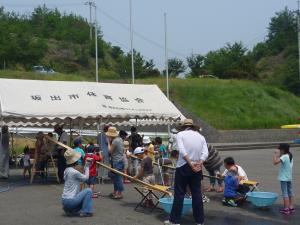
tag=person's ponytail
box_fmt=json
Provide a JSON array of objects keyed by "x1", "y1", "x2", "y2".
[{"x1": 288, "y1": 152, "x2": 293, "y2": 162}]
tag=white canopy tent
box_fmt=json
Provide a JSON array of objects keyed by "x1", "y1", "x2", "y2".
[{"x1": 0, "y1": 79, "x2": 184, "y2": 127}]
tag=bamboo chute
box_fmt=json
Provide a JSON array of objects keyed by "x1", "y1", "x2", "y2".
[{"x1": 96, "y1": 162, "x2": 172, "y2": 196}]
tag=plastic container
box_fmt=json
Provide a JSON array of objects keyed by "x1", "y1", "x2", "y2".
[
  {"x1": 159, "y1": 197, "x2": 192, "y2": 215},
  {"x1": 246, "y1": 192, "x2": 278, "y2": 208}
]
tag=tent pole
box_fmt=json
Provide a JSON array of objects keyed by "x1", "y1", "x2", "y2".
[{"x1": 69, "y1": 119, "x2": 72, "y2": 145}]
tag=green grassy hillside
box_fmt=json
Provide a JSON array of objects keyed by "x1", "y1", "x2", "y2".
[{"x1": 139, "y1": 78, "x2": 300, "y2": 130}]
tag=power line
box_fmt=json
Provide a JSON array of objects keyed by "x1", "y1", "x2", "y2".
[
  {"x1": 97, "y1": 8, "x2": 187, "y2": 58},
  {"x1": 102, "y1": 33, "x2": 165, "y2": 68},
  {"x1": 1, "y1": 2, "x2": 85, "y2": 8}
]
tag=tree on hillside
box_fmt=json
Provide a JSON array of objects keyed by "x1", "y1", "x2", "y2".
[
  {"x1": 251, "y1": 8, "x2": 297, "y2": 61},
  {"x1": 267, "y1": 7, "x2": 297, "y2": 54},
  {"x1": 186, "y1": 54, "x2": 206, "y2": 77},
  {"x1": 204, "y1": 42, "x2": 254, "y2": 79},
  {"x1": 31, "y1": 5, "x2": 92, "y2": 44},
  {"x1": 118, "y1": 50, "x2": 160, "y2": 79},
  {"x1": 249, "y1": 8, "x2": 299, "y2": 95},
  {"x1": 166, "y1": 58, "x2": 186, "y2": 77}
]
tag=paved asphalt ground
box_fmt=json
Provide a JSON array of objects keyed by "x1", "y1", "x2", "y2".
[{"x1": 0, "y1": 148, "x2": 299, "y2": 225}]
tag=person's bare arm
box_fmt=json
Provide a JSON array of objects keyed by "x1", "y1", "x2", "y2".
[
  {"x1": 273, "y1": 149, "x2": 281, "y2": 165},
  {"x1": 108, "y1": 140, "x2": 115, "y2": 154}
]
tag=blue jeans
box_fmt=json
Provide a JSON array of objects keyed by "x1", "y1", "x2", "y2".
[
  {"x1": 62, "y1": 188, "x2": 93, "y2": 214},
  {"x1": 169, "y1": 164, "x2": 204, "y2": 224},
  {"x1": 112, "y1": 160, "x2": 124, "y2": 192},
  {"x1": 281, "y1": 181, "x2": 293, "y2": 198}
]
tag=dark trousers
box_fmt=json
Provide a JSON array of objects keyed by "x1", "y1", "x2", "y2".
[
  {"x1": 57, "y1": 155, "x2": 66, "y2": 183},
  {"x1": 169, "y1": 164, "x2": 204, "y2": 224}
]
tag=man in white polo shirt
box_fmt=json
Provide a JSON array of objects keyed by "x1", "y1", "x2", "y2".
[{"x1": 165, "y1": 119, "x2": 208, "y2": 225}]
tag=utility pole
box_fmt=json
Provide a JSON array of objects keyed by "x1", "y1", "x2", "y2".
[
  {"x1": 164, "y1": 12, "x2": 169, "y2": 99},
  {"x1": 130, "y1": 0, "x2": 135, "y2": 84},
  {"x1": 164, "y1": 12, "x2": 170, "y2": 136},
  {"x1": 297, "y1": 0, "x2": 300, "y2": 80},
  {"x1": 94, "y1": 2, "x2": 99, "y2": 82},
  {"x1": 85, "y1": 1, "x2": 93, "y2": 41}
]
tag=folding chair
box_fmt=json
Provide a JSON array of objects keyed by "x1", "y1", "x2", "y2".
[
  {"x1": 240, "y1": 180, "x2": 259, "y2": 192},
  {"x1": 134, "y1": 184, "x2": 170, "y2": 212}
]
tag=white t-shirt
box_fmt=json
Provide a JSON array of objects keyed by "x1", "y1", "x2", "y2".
[
  {"x1": 222, "y1": 165, "x2": 248, "y2": 181},
  {"x1": 176, "y1": 130, "x2": 209, "y2": 168},
  {"x1": 23, "y1": 154, "x2": 30, "y2": 167},
  {"x1": 59, "y1": 131, "x2": 69, "y2": 145}
]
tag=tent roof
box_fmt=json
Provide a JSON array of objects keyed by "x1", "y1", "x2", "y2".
[{"x1": 0, "y1": 79, "x2": 183, "y2": 127}]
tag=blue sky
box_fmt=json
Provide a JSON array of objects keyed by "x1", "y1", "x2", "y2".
[{"x1": 2, "y1": 0, "x2": 297, "y2": 69}]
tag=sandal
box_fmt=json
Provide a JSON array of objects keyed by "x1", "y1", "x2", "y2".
[
  {"x1": 279, "y1": 208, "x2": 290, "y2": 215},
  {"x1": 216, "y1": 187, "x2": 224, "y2": 193},
  {"x1": 112, "y1": 195, "x2": 123, "y2": 200},
  {"x1": 109, "y1": 193, "x2": 115, "y2": 198},
  {"x1": 289, "y1": 208, "x2": 295, "y2": 213},
  {"x1": 205, "y1": 187, "x2": 215, "y2": 192}
]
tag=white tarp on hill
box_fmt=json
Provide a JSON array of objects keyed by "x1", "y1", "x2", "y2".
[{"x1": 0, "y1": 79, "x2": 183, "y2": 127}]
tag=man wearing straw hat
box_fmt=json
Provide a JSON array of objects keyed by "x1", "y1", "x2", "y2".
[
  {"x1": 165, "y1": 119, "x2": 208, "y2": 225},
  {"x1": 106, "y1": 127, "x2": 125, "y2": 199}
]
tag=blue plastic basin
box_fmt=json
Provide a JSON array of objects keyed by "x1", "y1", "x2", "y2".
[
  {"x1": 159, "y1": 197, "x2": 192, "y2": 215},
  {"x1": 246, "y1": 192, "x2": 278, "y2": 208}
]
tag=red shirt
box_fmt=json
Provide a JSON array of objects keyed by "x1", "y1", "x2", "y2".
[{"x1": 84, "y1": 153, "x2": 102, "y2": 177}]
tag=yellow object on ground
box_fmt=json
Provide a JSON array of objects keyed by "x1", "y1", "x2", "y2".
[{"x1": 281, "y1": 124, "x2": 300, "y2": 129}]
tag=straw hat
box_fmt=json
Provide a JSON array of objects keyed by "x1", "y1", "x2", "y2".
[
  {"x1": 143, "y1": 136, "x2": 151, "y2": 145},
  {"x1": 64, "y1": 149, "x2": 81, "y2": 165},
  {"x1": 124, "y1": 140, "x2": 130, "y2": 146},
  {"x1": 105, "y1": 126, "x2": 118, "y2": 137},
  {"x1": 183, "y1": 118, "x2": 194, "y2": 126}
]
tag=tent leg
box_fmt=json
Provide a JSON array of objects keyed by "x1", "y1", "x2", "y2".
[{"x1": 69, "y1": 119, "x2": 72, "y2": 145}]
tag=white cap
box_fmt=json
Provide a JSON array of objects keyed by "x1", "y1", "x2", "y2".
[
  {"x1": 171, "y1": 128, "x2": 178, "y2": 134},
  {"x1": 143, "y1": 136, "x2": 151, "y2": 144},
  {"x1": 134, "y1": 147, "x2": 144, "y2": 155}
]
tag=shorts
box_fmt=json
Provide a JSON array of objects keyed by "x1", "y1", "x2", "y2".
[
  {"x1": 124, "y1": 157, "x2": 129, "y2": 170},
  {"x1": 23, "y1": 165, "x2": 31, "y2": 172},
  {"x1": 86, "y1": 176, "x2": 97, "y2": 185},
  {"x1": 280, "y1": 181, "x2": 293, "y2": 198}
]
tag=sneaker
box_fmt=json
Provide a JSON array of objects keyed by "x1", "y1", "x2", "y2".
[
  {"x1": 279, "y1": 208, "x2": 290, "y2": 215},
  {"x1": 227, "y1": 199, "x2": 237, "y2": 207},
  {"x1": 289, "y1": 207, "x2": 295, "y2": 213},
  {"x1": 163, "y1": 220, "x2": 180, "y2": 225},
  {"x1": 92, "y1": 193, "x2": 98, "y2": 198},
  {"x1": 222, "y1": 198, "x2": 237, "y2": 207},
  {"x1": 79, "y1": 212, "x2": 93, "y2": 217},
  {"x1": 202, "y1": 194, "x2": 210, "y2": 203},
  {"x1": 63, "y1": 208, "x2": 79, "y2": 217}
]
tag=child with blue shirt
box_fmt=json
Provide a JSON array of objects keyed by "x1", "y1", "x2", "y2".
[
  {"x1": 273, "y1": 143, "x2": 294, "y2": 215},
  {"x1": 222, "y1": 166, "x2": 243, "y2": 207},
  {"x1": 73, "y1": 139, "x2": 85, "y2": 170}
]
